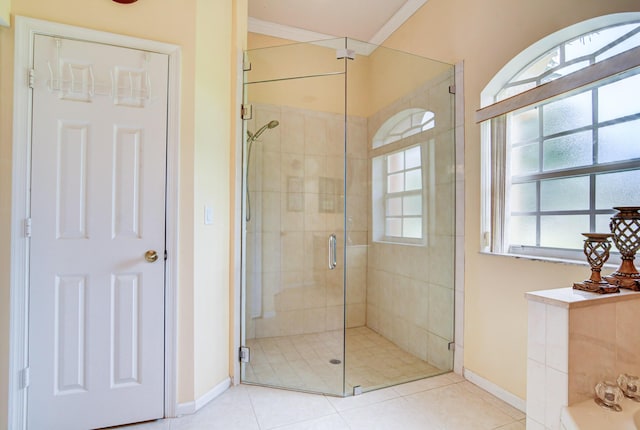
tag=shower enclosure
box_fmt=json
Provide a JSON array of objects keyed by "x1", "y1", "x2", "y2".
[{"x1": 241, "y1": 38, "x2": 455, "y2": 396}]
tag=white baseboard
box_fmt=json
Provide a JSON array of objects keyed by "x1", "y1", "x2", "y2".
[
  {"x1": 175, "y1": 377, "x2": 231, "y2": 417},
  {"x1": 463, "y1": 369, "x2": 526, "y2": 412}
]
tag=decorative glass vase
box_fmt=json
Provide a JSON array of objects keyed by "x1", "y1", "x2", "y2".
[
  {"x1": 595, "y1": 380, "x2": 623, "y2": 411},
  {"x1": 604, "y1": 206, "x2": 640, "y2": 291},
  {"x1": 617, "y1": 373, "x2": 640, "y2": 401},
  {"x1": 573, "y1": 233, "x2": 618, "y2": 294}
]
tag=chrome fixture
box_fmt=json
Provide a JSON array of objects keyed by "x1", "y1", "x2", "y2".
[
  {"x1": 328, "y1": 234, "x2": 337, "y2": 269},
  {"x1": 245, "y1": 120, "x2": 279, "y2": 222}
]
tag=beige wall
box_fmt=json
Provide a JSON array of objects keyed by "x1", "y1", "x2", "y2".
[
  {"x1": 384, "y1": 0, "x2": 640, "y2": 400},
  {"x1": 0, "y1": 0, "x2": 8, "y2": 26},
  {"x1": 192, "y1": 0, "x2": 235, "y2": 401},
  {"x1": 0, "y1": 0, "x2": 245, "y2": 425}
]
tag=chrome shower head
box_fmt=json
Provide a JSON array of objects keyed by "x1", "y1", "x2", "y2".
[{"x1": 248, "y1": 120, "x2": 279, "y2": 142}]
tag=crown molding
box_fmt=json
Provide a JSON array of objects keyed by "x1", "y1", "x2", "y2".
[
  {"x1": 248, "y1": 0, "x2": 428, "y2": 55},
  {"x1": 248, "y1": 17, "x2": 335, "y2": 43},
  {"x1": 369, "y1": 0, "x2": 427, "y2": 46}
]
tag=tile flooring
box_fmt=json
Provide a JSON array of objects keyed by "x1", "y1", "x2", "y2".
[
  {"x1": 119, "y1": 373, "x2": 526, "y2": 430},
  {"x1": 244, "y1": 326, "x2": 444, "y2": 395}
]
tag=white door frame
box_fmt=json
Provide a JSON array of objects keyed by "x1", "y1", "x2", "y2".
[{"x1": 8, "y1": 16, "x2": 181, "y2": 430}]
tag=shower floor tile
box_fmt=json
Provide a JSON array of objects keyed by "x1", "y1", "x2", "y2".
[{"x1": 244, "y1": 326, "x2": 445, "y2": 395}]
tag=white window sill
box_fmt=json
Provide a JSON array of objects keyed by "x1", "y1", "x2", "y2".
[{"x1": 478, "y1": 249, "x2": 621, "y2": 271}]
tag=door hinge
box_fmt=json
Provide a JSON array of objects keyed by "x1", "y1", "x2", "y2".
[
  {"x1": 241, "y1": 104, "x2": 253, "y2": 120},
  {"x1": 28, "y1": 69, "x2": 35, "y2": 89},
  {"x1": 448, "y1": 85, "x2": 456, "y2": 94},
  {"x1": 239, "y1": 346, "x2": 250, "y2": 363},
  {"x1": 164, "y1": 250, "x2": 168, "y2": 261},
  {"x1": 21, "y1": 367, "x2": 30, "y2": 389},
  {"x1": 448, "y1": 342, "x2": 455, "y2": 351},
  {"x1": 243, "y1": 60, "x2": 252, "y2": 72},
  {"x1": 24, "y1": 218, "x2": 32, "y2": 238}
]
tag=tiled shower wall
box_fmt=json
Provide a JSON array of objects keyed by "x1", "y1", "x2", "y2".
[
  {"x1": 366, "y1": 70, "x2": 456, "y2": 370},
  {"x1": 244, "y1": 104, "x2": 369, "y2": 340}
]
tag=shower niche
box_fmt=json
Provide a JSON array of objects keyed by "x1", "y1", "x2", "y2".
[{"x1": 241, "y1": 38, "x2": 455, "y2": 396}]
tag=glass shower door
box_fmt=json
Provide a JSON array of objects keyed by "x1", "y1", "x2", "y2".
[{"x1": 241, "y1": 41, "x2": 348, "y2": 396}]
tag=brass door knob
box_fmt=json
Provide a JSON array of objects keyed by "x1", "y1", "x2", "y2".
[{"x1": 145, "y1": 250, "x2": 159, "y2": 263}]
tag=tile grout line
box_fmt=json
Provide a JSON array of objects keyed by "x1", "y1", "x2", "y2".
[{"x1": 246, "y1": 386, "x2": 267, "y2": 430}]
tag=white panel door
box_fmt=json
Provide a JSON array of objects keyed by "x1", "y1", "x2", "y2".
[{"x1": 28, "y1": 34, "x2": 168, "y2": 430}]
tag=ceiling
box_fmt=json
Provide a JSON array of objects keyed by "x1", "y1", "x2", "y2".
[{"x1": 248, "y1": 0, "x2": 428, "y2": 46}]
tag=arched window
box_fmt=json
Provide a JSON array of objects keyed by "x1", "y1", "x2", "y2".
[
  {"x1": 479, "y1": 14, "x2": 640, "y2": 260},
  {"x1": 372, "y1": 108, "x2": 435, "y2": 148},
  {"x1": 372, "y1": 108, "x2": 435, "y2": 243}
]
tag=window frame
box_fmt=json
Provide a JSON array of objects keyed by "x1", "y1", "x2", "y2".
[
  {"x1": 381, "y1": 144, "x2": 424, "y2": 243},
  {"x1": 479, "y1": 13, "x2": 640, "y2": 263},
  {"x1": 371, "y1": 109, "x2": 436, "y2": 245}
]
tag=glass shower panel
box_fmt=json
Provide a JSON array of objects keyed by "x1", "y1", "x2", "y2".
[
  {"x1": 344, "y1": 39, "x2": 455, "y2": 394},
  {"x1": 242, "y1": 41, "x2": 347, "y2": 396}
]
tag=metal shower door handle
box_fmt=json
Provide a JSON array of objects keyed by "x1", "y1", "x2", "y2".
[{"x1": 328, "y1": 234, "x2": 337, "y2": 270}]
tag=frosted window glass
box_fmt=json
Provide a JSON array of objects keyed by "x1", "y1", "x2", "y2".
[
  {"x1": 383, "y1": 136, "x2": 398, "y2": 146},
  {"x1": 386, "y1": 197, "x2": 402, "y2": 216},
  {"x1": 403, "y1": 195, "x2": 422, "y2": 216},
  {"x1": 541, "y1": 61, "x2": 589, "y2": 83},
  {"x1": 421, "y1": 121, "x2": 435, "y2": 132},
  {"x1": 390, "y1": 117, "x2": 411, "y2": 135},
  {"x1": 372, "y1": 109, "x2": 436, "y2": 149},
  {"x1": 402, "y1": 128, "x2": 421, "y2": 139},
  {"x1": 386, "y1": 218, "x2": 402, "y2": 237},
  {"x1": 540, "y1": 176, "x2": 589, "y2": 211},
  {"x1": 543, "y1": 131, "x2": 592, "y2": 171},
  {"x1": 516, "y1": 49, "x2": 559, "y2": 81},
  {"x1": 597, "y1": 33, "x2": 640, "y2": 62},
  {"x1": 598, "y1": 119, "x2": 640, "y2": 163},
  {"x1": 422, "y1": 111, "x2": 435, "y2": 124},
  {"x1": 498, "y1": 82, "x2": 537, "y2": 101},
  {"x1": 403, "y1": 218, "x2": 422, "y2": 238},
  {"x1": 511, "y1": 183, "x2": 537, "y2": 212},
  {"x1": 566, "y1": 24, "x2": 638, "y2": 61},
  {"x1": 405, "y1": 169, "x2": 422, "y2": 191},
  {"x1": 510, "y1": 108, "x2": 539, "y2": 142},
  {"x1": 596, "y1": 170, "x2": 640, "y2": 209},
  {"x1": 540, "y1": 215, "x2": 588, "y2": 249},
  {"x1": 596, "y1": 214, "x2": 612, "y2": 235},
  {"x1": 387, "y1": 173, "x2": 404, "y2": 193},
  {"x1": 511, "y1": 143, "x2": 539, "y2": 175},
  {"x1": 599, "y1": 74, "x2": 640, "y2": 122},
  {"x1": 387, "y1": 152, "x2": 404, "y2": 173},
  {"x1": 509, "y1": 216, "x2": 536, "y2": 246},
  {"x1": 405, "y1": 146, "x2": 421, "y2": 169},
  {"x1": 411, "y1": 112, "x2": 424, "y2": 127},
  {"x1": 543, "y1": 91, "x2": 592, "y2": 136}
]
